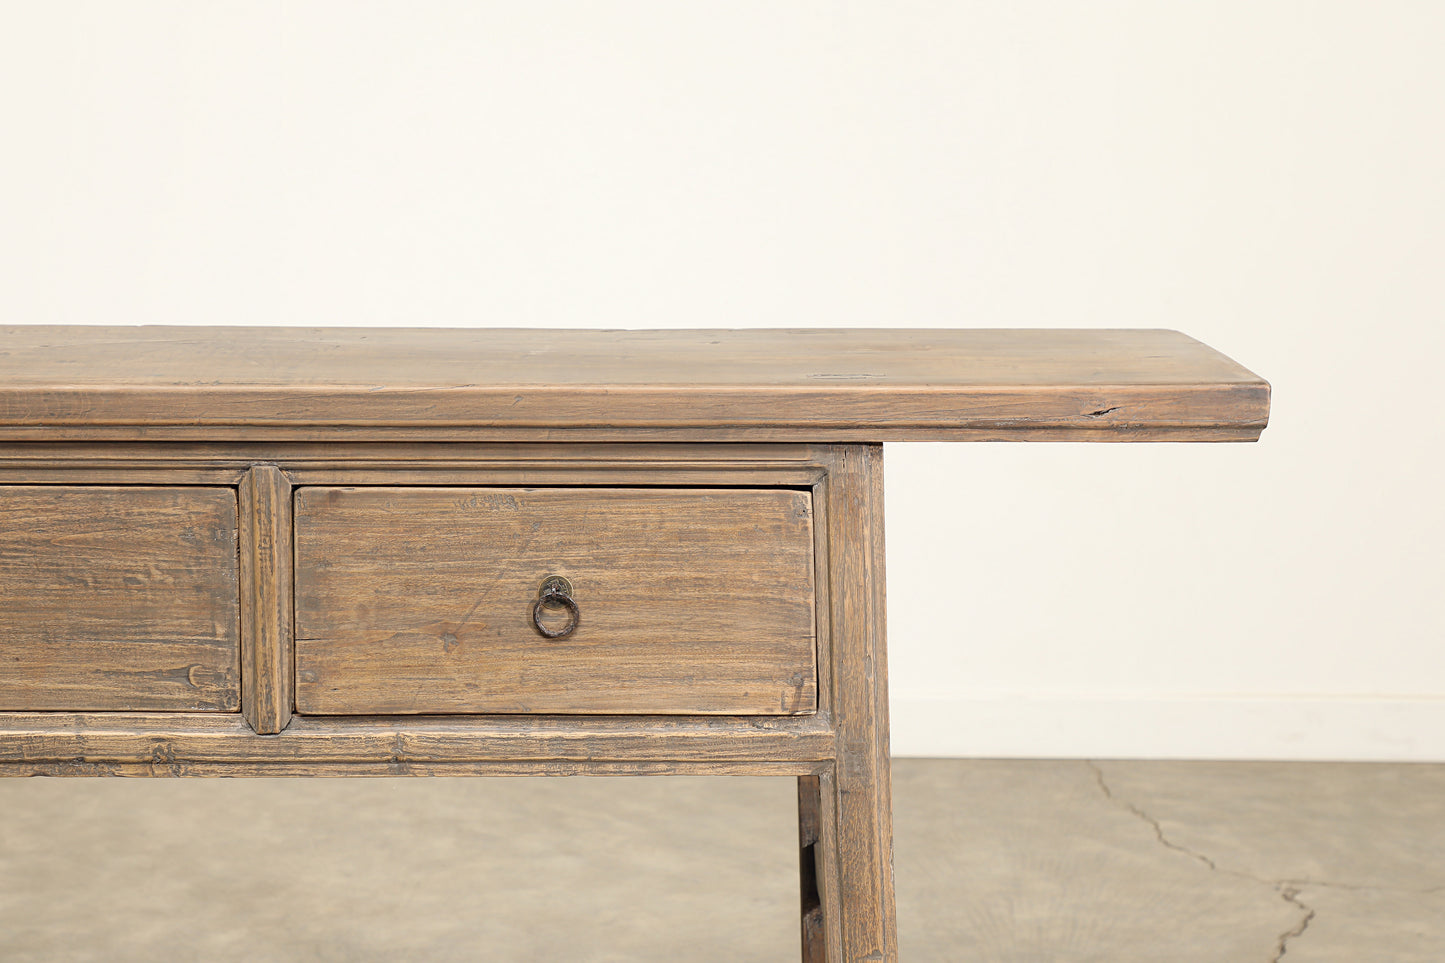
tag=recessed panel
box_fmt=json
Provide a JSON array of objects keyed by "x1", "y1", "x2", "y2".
[{"x1": 294, "y1": 487, "x2": 817, "y2": 715}]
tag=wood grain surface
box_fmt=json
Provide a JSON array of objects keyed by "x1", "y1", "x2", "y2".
[
  {"x1": 0, "y1": 712, "x2": 833, "y2": 775},
  {"x1": 799, "y1": 773, "x2": 829, "y2": 962},
  {"x1": 811, "y1": 444, "x2": 898, "y2": 961},
  {"x1": 239, "y1": 466, "x2": 293, "y2": 733},
  {"x1": 294, "y1": 486, "x2": 818, "y2": 715},
  {"x1": 0, "y1": 486, "x2": 239, "y2": 711},
  {"x1": 0, "y1": 321, "x2": 1267, "y2": 962},
  {"x1": 0, "y1": 327, "x2": 1269, "y2": 441}
]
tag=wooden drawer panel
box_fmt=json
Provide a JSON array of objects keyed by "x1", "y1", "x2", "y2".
[
  {"x1": 0, "y1": 486, "x2": 240, "y2": 711},
  {"x1": 294, "y1": 487, "x2": 818, "y2": 715}
]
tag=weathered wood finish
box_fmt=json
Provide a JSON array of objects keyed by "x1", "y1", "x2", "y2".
[
  {"x1": 0, "y1": 325, "x2": 1271, "y2": 962},
  {"x1": 294, "y1": 487, "x2": 818, "y2": 715},
  {"x1": 240, "y1": 466, "x2": 293, "y2": 734},
  {"x1": 4, "y1": 759, "x2": 824, "y2": 778},
  {"x1": 0, "y1": 423, "x2": 1267, "y2": 443},
  {"x1": 0, "y1": 327, "x2": 1270, "y2": 441},
  {"x1": 808, "y1": 444, "x2": 897, "y2": 961},
  {"x1": 799, "y1": 773, "x2": 829, "y2": 963},
  {"x1": 805, "y1": 768, "x2": 846, "y2": 960},
  {"x1": 0, "y1": 445, "x2": 898, "y2": 958},
  {"x1": 0, "y1": 486, "x2": 239, "y2": 712},
  {"x1": 0, "y1": 440, "x2": 829, "y2": 466},
  {"x1": 0, "y1": 712, "x2": 833, "y2": 771}
]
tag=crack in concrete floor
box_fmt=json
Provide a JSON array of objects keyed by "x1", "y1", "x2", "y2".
[
  {"x1": 3, "y1": 762, "x2": 1442, "y2": 960},
  {"x1": 1087, "y1": 761, "x2": 1317, "y2": 962},
  {"x1": 1271, "y1": 888, "x2": 1315, "y2": 962}
]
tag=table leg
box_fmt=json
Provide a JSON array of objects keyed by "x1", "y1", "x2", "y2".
[
  {"x1": 800, "y1": 444, "x2": 898, "y2": 962},
  {"x1": 799, "y1": 773, "x2": 829, "y2": 960}
]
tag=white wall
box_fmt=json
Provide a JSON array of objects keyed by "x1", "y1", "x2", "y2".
[{"x1": 2, "y1": 3, "x2": 1441, "y2": 760}]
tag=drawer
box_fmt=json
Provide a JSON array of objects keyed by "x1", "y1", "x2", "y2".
[
  {"x1": 293, "y1": 487, "x2": 818, "y2": 715},
  {"x1": 0, "y1": 486, "x2": 240, "y2": 711}
]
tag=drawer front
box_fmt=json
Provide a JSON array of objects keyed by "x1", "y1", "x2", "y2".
[
  {"x1": 294, "y1": 487, "x2": 818, "y2": 715},
  {"x1": 0, "y1": 486, "x2": 240, "y2": 711}
]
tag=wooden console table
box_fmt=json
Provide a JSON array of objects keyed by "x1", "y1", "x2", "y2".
[{"x1": 0, "y1": 327, "x2": 1268, "y2": 961}]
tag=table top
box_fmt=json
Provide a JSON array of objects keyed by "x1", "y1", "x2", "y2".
[{"x1": 0, "y1": 326, "x2": 1268, "y2": 442}]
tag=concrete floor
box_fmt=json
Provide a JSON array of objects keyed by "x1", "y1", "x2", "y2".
[{"x1": 1, "y1": 760, "x2": 1441, "y2": 961}]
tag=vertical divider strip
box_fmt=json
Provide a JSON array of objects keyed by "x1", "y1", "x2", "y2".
[{"x1": 240, "y1": 464, "x2": 294, "y2": 734}]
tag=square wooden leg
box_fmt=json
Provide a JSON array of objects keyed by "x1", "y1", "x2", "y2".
[{"x1": 800, "y1": 444, "x2": 898, "y2": 962}]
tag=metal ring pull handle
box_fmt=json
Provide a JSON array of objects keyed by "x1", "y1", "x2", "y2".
[{"x1": 532, "y1": 575, "x2": 579, "y2": 639}]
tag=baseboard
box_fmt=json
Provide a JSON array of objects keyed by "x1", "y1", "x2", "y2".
[{"x1": 889, "y1": 695, "x2": 1445, "y2": 762}]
